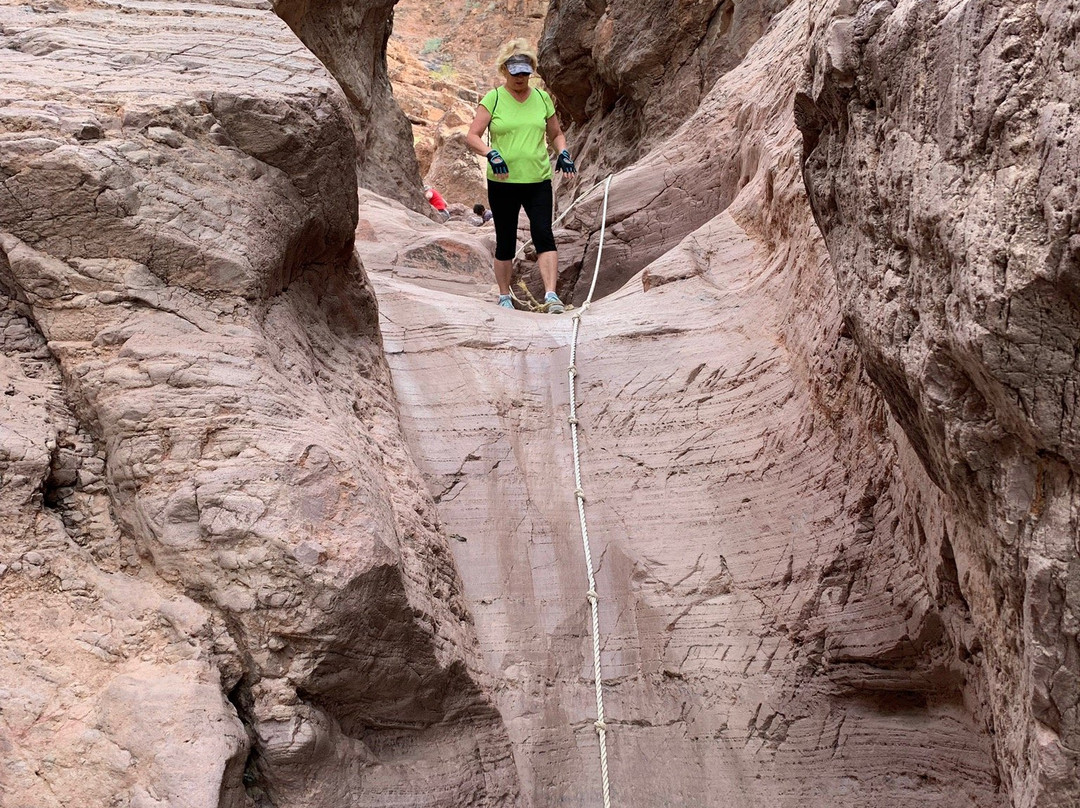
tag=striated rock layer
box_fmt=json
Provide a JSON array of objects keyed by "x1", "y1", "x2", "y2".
[
  {"x1": 798, "y1": 1, "x2": 1080, "y2": 805},
  {"x1": 0, "y1": 1, "x2": 516, "y2": 805},
  {"x1": 368, "y1": 3, "x2": 1007, "y2": 805},
  {"x1": 2, "y1": 0, "x2": 1074, "y2": 805}
]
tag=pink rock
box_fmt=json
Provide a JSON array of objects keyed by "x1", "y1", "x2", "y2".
[{"x1": 799, "y1": 0, "x2": 1080, "y2": 803}]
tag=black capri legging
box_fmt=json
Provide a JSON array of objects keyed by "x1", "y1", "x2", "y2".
[{"x1": 488, "y1": 179, "x2": 557, "y2": 261}]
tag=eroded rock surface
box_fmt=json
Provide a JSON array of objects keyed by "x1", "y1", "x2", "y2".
[
  {"x1": 3, "y1": 0, "x2": 1076, "y2": 805},
  {"x1": 270, "y1": 0, "x2": 429, "y2": 212},
  {"x1": 550, "y1": 9, "x2": 814, "y2": 303},
  {"x1": 0, "y1": 1, "x2": 516, "y2": 805},
  {"x1": 365, "y1": 3, "x2": 1007, "y2": 805},
  {"x1": 799, "y1": 2, "x2": 1080, "y2": 804},
  {"x1": 540, "y1": 0, "x2": 794, "y2": 175}
]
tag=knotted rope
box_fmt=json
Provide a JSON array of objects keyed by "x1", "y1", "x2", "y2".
[{"x1": 564, "y1": 174, "x2": 614, "y2": 807}]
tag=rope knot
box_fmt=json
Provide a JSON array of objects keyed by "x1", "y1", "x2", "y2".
[
  {"x1": 586, "y1": 589, "x2": 599, "y2": 603},
  {"x1": 568, "y1": 365, "x2": 578, "y2": 378},
  {"x1": 594, "y1": 720, "x2": 607, "y2": 733},
  {"x1": 567, "y1": 415, "x2": 578, "y2": 425},
  {"x1": 574, "y1": 488, "x2": 586, "y2": 502}
]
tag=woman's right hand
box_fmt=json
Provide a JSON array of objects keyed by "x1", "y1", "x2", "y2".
[{"x1": 487, "y1": 150, "x2": 509, "y2": 176}]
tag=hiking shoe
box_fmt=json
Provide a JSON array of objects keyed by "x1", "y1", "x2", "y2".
[
  {"x1": 545, "y1": 292, "x2": 565, "y2": 314},
  {"x1": 498, "y1": 294, "x2": 514, "y2": 309}
]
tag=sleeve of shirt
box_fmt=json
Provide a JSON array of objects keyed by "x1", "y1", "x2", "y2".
[
  {"x1": 542, "y1": 90, "x2": 555, "y2": 119},
  {"x1": 480, "y1": 88, "x2": 498, "y2": 114}
]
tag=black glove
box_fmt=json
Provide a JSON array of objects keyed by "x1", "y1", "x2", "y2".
[
  {"x1": 555, "y1": 149, "x2": 576, "y2": 173},
  {"x1": 486, "y1": 149, "x2": 509, "y2": 175}
]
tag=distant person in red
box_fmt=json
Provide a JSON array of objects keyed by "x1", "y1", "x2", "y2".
[{"x1": 425, "y1": 186, "x2": 450, "y2": 222}]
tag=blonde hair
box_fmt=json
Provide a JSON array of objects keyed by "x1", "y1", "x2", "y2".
[{"x1": 495, "y1": 38, "x2": 538, "y2": 74}]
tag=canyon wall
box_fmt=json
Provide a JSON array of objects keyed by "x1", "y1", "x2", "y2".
[
  {"x1": 2, "y1": 0, "x2": 1077, "y2": 806},
  {"x1": 539, "y1": 0, "x2": 795, "y2": 175},
  {"x1": 0, "y1": 2, "x2": 515, "y2": 805},
  {"x1": 797, "y1": 1, "x2": 1080, "y2": 804},
  {"x1": 270, "y1": 0, "x2": 429, "y2": 212},
  {"x1": 272, "y1": 0, "x2": 429, "y2": 211},
  {"x1": 367, "y1": 2, "x2": 1008, "y2": 806}
]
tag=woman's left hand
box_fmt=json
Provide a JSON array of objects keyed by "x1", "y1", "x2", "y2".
[{"x1": 556, "y1": 150, "x2": 576, "y2": 174}]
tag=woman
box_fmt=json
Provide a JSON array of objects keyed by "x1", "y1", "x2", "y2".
[{"x1": 466, "y1": 39, "x2": 577, "y2": 312}]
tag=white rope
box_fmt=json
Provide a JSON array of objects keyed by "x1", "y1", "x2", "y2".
[{"x1": 565, "y1": 174, "x2": 614, "y2": 808}]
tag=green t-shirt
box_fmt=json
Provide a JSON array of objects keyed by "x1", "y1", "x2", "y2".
[{"x1": 480, "y1": 86, "x2": 556, "y2": 184}]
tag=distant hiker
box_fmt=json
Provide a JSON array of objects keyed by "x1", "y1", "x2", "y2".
[
  {"x1": 466, "y1": 38, "x2": 577, "y2": 313},
  {"x1": 425, "y1": 186, "x2": 450, "y2": 222},
  {"x1": 473, "y1": 203, "x2": 493, "y2": 224}
]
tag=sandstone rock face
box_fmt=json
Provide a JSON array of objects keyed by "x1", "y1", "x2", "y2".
[
  {"x1": 1, "y1": 299, "x2": 252, "y2": 807},
  {"x1": 549, "y1": 15, "x2": 815, "y2": 303},
  {"x1": 798, "y1": 2, "x2": 1080, "y2": 805},
  {"x1": 271, "y1": 0, "x2": 429, "y2": 212},
  {"x1": 527, "y1": 0, "x2": 817, "y2": 305},
  {"x1": 354, "y1": 188, "x2": 497, "y2": 287},
  {"x1": 3, "y1": 0, "x2": 1075, "y2": 805},
  {"x1": 539, "y1": 0, "x2": 793, "y2": 175},
  {"x1": 364, "y1": 3, "x2": 1007, "y2": 805},
  {"x1": 0, "y1": 1, "x2": 516, "y2": 805}
]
